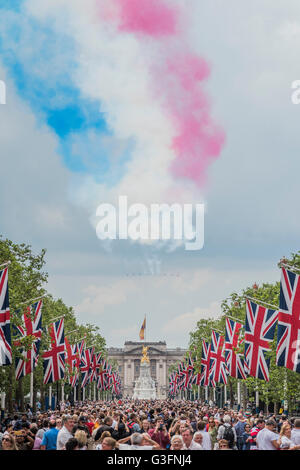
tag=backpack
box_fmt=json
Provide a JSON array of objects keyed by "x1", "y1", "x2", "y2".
[{"x1": 223, "y1": 425, "x2": 234, "y2": 448}]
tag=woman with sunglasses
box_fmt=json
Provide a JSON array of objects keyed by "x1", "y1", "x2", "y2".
[
  {"x1": 242, "y1": 423, "x2": 252, "y2": 450},
  {"x1": 208, "y1": 418, "x2": 218, "y2": 449},
  {"x1": 2, "y1": 433, "x2": 18, "y2": 450}
]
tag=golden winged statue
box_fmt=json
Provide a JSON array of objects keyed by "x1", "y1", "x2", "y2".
[{"x1": 141, "y1": 345, "x2": 150, "y2": 364}]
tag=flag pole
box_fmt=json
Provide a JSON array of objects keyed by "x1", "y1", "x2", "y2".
[
  {"x1": 48, "y1": 314, "x2": 65, "y2": 324},
  {"x1": 66, "y1": 329, "x2": 80, "y2": 336},
  {"x1": 244, "y1": 296, "x2": 278, "y2": 310},
  {"x1": 279, "y1": 262, "x2": 300, "y2": 274},
  {"x1": 255, "y1": 379, "x2": 259, "y2": 414},
  {"x1": 284, "y1": 369, "x2": 288, "y2": 415},
  {"x1": 29, "y1": 372, "x2": 34, "y2": 408},
  {"x1": 0, "y1": 261, "x2": 11, "y2": 269},
  {"x1": 213, "y1": 329, "x2": 223, "y2": 335},
  {"x1": 226, "y1": 315, "x2": 244, "y2": 324},
  {"x1": 15, "y1": 294, "x2": 47, "y2": 308},
  {"x1": 49, "y1": 385, "x2": 52, "y2": 410},
  {"x1": 237, "y1": 380, "x2": 241, "y2": 411}
]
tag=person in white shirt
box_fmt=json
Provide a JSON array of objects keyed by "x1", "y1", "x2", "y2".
[
  {"x1": 182, "y1": 428, "x2": 202, "y2": 450},
  {"x1": 56, "y1": 415, "x2": 74, "y2": 450},
  {"x1": 217, "y1": 415, "x2": 237, "y2": 449},
  {"x1": 291, "y1": 419, "x2": 300, "y2": 448},
  {"x1": 256, "y1": 419, "x2": 280, "y2": 450},
  {"x1": 117, "y1": 432, "x2": 160, "y2": 450},
  {"x1": 278, "y1": 423, "x2": 295, "y2": 449},
  {"x1": 196, "y1": 422, "x2": 212, "y2": 450}
]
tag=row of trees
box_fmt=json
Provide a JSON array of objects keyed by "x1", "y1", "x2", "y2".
[
  {"x1": 0, "y1": 236, "x2": 110, "y2": 413},
  {"x1": 173, "y1": 251, "x2": 300, "y2": 414}
]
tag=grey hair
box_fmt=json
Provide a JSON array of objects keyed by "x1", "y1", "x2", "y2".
[
  {"x1": 224, "y1": 415, "x2": 231, "y2": 424},
  {"x1": 171, "y1": 435, "x2": 184, "y2": 444},
  {"x1": 193, "y1": 431, "x2": 203, "y2": 439},
  {"x1": 131, "y1": 433, "x2": 143, "y2": 445},
  {"x1": 62, "y1": 415, "x2": 73, "y2": 425}
]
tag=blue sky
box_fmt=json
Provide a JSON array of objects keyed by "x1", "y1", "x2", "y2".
[{"x1": 0, "y1": 2, "x2": 132, "y2": 184}]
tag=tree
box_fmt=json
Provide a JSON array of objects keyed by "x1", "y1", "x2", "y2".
[
  {"x1": 184, "y1": 251, "x2": 300, "y2": 412},
  {"x1": 0, "y1": 236, "x2": 108, "y2": 412}
]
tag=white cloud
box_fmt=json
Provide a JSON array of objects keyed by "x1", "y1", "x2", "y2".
[
  {"x1": 167, "y1": 269, "x2": 213, "y2": 294},
  {"x1": 111, "y1": 325, "x2": 138, "y2": 341},
  {"x1": 25, "y1": 0, "x2": 203, "y2": 211},
  {"x1": 162, "y1": 301, "x2": 222, "y2": 336},
  {"x1": 74, "y1": 278, "x2": 137, "y2": 316}
]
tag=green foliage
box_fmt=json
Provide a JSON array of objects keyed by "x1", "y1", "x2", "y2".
[
  {"x1": 180, "y1": 251, "x2": 300, "y2": 411},
  {"x1": 0, "y1": 236, "x2": 107, "y2": 409}
]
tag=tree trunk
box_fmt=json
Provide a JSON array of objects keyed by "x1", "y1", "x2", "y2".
[
  {"x1": 264, "y1": 401, "x2": 269, "y2": 414},
  {"x1": 274, "y1": 401, "x2": 278, "y2": 415}
]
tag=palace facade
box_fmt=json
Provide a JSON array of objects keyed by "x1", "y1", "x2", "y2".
[{"x1": 107, "y1": 341, "x2": 187, "y2": 398}]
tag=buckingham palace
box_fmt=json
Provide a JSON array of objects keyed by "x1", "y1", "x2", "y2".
[{"x1": 107, "y1": 341, "x2": 187, "y2": 398}]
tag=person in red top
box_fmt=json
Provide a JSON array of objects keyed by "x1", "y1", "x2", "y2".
[
  {"x1": 250, "y1": 419, "x2": 265, "y2": 450},
  {"x1": 148, "y1": 417, "x2": 170, "y2": 449},
  {"x1": 86, "y1": 418, "x2": 95, "y2": 436}
]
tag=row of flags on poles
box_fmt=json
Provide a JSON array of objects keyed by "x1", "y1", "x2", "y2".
[
  {"x1": 0, "y1": 267, "x2": 121, "y2": 394},
  {"x1": 169, "y1": 264, "x2": 300, "y2": 395}
]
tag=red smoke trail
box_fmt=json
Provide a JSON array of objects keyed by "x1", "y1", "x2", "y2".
[{"x1": 97, "y1": 0, "x2": 225, "y2": 186}]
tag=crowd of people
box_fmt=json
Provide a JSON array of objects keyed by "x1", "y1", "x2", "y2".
[{"x1": 0, "y1": 399, "x2": 300, "y2": 451}]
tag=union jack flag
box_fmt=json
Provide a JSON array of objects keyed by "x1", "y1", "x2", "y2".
[
  {"x1": 199, "y1": 340, "x2": 212, "y2": 387},
  {"x1": 225, "y1": 318, "x2": 247, "y2": 380},
  {"x1": 176, "y1": 361, "x2": 187, "y2": 390},
  {"x1": 42, "y1": 318, "x2": 65, "y2": 384},
  {"x1": 65, "y1": 337, "x2": 78, "y2": 385},
  {"x1": 276, "y1": 267, "x2": 300, "y2": 373},
  {"x1": 0, "y1": 268, "x2": 12, "y2": 366},
  {"x1": 106, "y1": 363, "x2": 113, "y2": 390},
  {"x1": 14, "y1": 301, "x2": 43, "y2": 379},
  {"x1": 97, "y1": 360, "x2": 108, "y2": 390},
  {"x1": 245, "y1": 299, "x2": 278, "y2": 381},
  {"x1": 209, "y1": 331, "x2": 229, "y2": 385},
  {"x1": 89, "y1": 352, "x2": 102, "y2": 383},
  {"x1": 110, "y1": 371, "x2": 121, "y2": 395},
  {"x1": 169, "y1": 372, "x2": 177, "y2": 395},
  {"x1": 68, "y1": 340, "x2": 85, "y2": 387},
  {"x1": 80, "y1": 347, "x2": 94, "y2": 388}
]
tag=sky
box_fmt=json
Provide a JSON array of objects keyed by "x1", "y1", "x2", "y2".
[{"x1": 1, "y1": 0, "x2": 300, "y2": 349}]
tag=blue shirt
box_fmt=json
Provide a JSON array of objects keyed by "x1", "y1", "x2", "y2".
[
  {"x1": 41, "y1": 428, "x2": 59, "y2": 450},
  {"x1": 234, "y1": 421, "x2": 246, "y2": 438}
]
